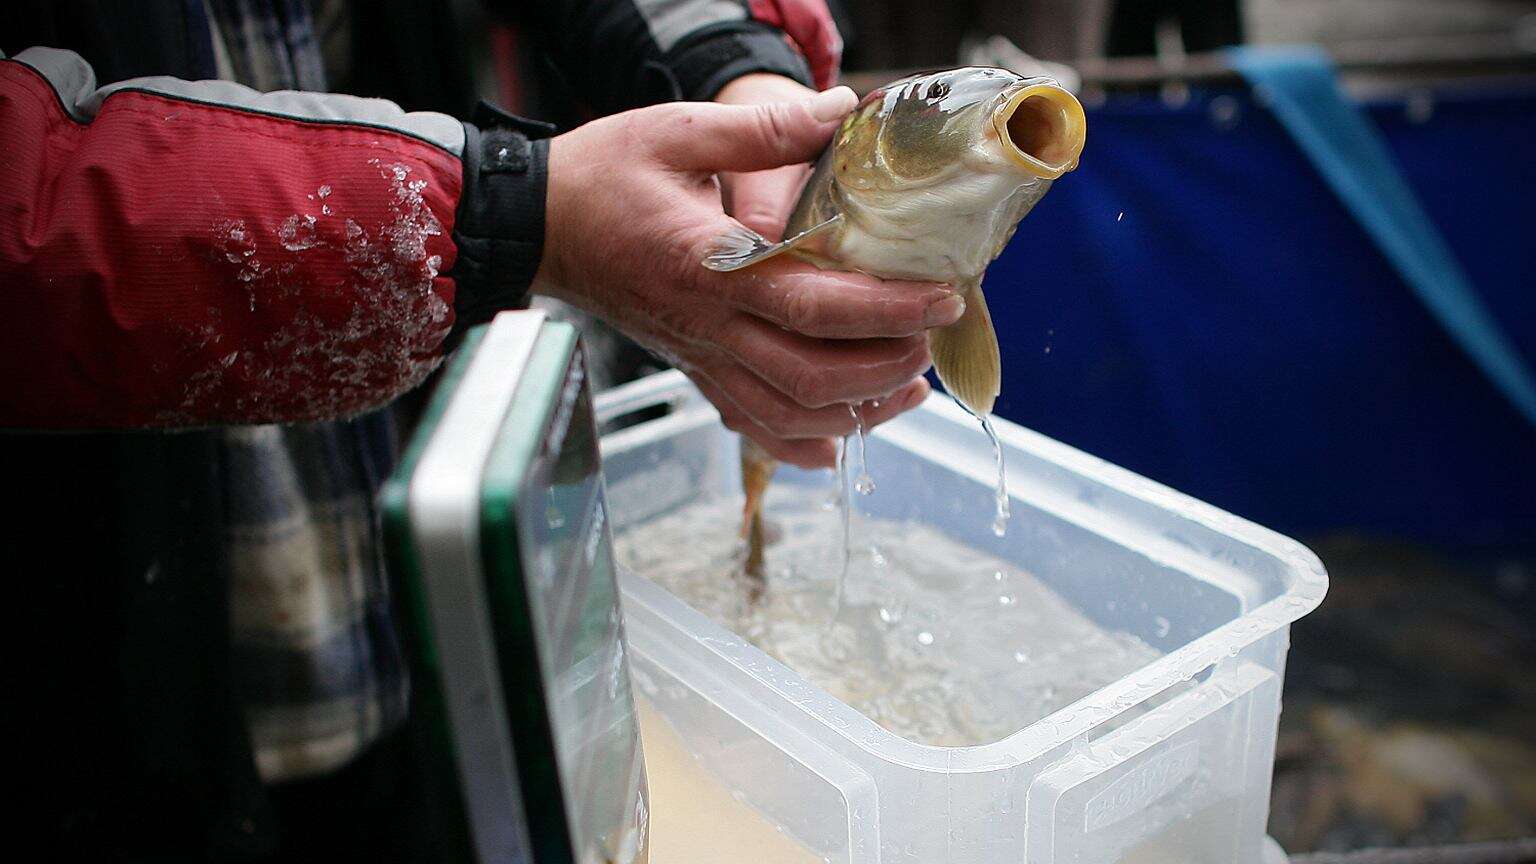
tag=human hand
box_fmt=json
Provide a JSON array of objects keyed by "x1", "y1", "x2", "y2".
[
  {"x1": 532, "y1": 90, "x2": 963, "y2": 468},
  {"x1": 713, "y1": 73, "x2": 819, "y2": 241}
]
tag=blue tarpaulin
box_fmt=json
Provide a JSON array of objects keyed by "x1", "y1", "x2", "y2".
[{"x1": 983, "y1": 77, "x2": 1536, "y2": 544}]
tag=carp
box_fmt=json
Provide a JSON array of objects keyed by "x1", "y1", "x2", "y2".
[{"x1": 706, "y1": 67, "x2": 1086, "y2": 579}]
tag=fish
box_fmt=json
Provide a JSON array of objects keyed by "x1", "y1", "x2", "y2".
[
  {"x1": 705, "y1": 67, "x2": 1086, "y2": 581},
  {"x1": 737, "y1": 435, "x2": 777, "y2": 591}
]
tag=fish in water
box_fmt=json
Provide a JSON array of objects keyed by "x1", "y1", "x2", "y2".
[
  {"x1": 705, "y1": 67, "x2": 1086, "y2": 578},
  {"x1": 738, "y1": 435, "x2": 777, "y2": 594}
]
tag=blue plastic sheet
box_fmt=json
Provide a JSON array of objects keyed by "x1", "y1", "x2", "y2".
[
  {"x1": 1228, "y1": 45, "x2": 1536, "y2": 428},
  {"x1": 982, "y1": 80, "x2": 1536, "y2": 544}
]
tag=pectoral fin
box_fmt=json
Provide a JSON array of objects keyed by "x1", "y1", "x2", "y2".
[
  {"x1": 703, "y1": 215, "x2": 844, "y2": 272},
  {"x1": 929, "y1": 280, "x2": 1001, "y2": 416}
]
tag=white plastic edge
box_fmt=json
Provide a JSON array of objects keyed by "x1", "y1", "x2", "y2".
[
  {"x1": 600, "y1": 373, "x2": 1329, "y2": 772},
  {"x1": 407, "y1": 310, "x2": 546, "y2": 863}
]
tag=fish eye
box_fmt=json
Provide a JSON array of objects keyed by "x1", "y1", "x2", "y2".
[{"x1": 927, "y1": 81, "x2": 950, "y2": 99}]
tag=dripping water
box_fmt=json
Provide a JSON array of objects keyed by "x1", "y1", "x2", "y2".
[
  {"x1": 830, "y1": 435, "x2": 852, "y2": 621},
  {"x1": 849, "y1": 403, "x2": 875, "y2": 495},
  {"x1": 979, "y1": 414, "x2": 1011, "y2": 537}
]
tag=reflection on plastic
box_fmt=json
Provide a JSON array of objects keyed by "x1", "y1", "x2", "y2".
[{"x1": 637, "y1": 698, "x2": 820, "y2": 864}]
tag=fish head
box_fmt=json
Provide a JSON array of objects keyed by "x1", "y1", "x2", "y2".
[{"x1": 832, "y1": 67, "x2": 1086, "y2": 195}]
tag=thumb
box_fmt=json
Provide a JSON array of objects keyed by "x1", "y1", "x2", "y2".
[{"x1": 661, "y1": 86, "x2": 857, "y2": 174}]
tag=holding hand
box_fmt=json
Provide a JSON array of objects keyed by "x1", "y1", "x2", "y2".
[
  {"x1": 713, "y1": 73, "x2": 823, "y2": 242},
  {"x1": 533, "y1": 87, "x2": 962, "y2": 467}
]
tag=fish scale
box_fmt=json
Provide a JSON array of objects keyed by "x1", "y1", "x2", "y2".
[{"x1": 705, "y1": 67, "x2": 1087, "y2": 573}]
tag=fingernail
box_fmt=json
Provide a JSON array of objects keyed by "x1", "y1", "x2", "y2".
[
  {"x1": 925, "y1": 293, "x2": 966, "y2": 327},
  {"x1": 808, "y1": 87, "x2": 857, "y2": 123},
  {"x1": 906, "y1": 381, "x2": 930, "y2": 408}
]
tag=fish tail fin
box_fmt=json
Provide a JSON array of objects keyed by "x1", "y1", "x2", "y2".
[
  {"x1": 744, "y1": 508, "x2": 768, "y2": 582},
  {"x1": 703, "y1": 216, "x2": 844, "y2": 272},
  {"x1": 739, "y1": 436, "x2": 778, "y2": 579},
  {"x1": 929, "y1": 280, "x2": 1000, "y2": 416}
]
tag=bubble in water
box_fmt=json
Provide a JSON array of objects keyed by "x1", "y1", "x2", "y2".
[
  {"x1": 1014, "y1": 650, "x2": 1029, "y2": 664},
  {"x1": 998, "y1": 594, "x2": 1017, "y2": 607},
  {"x1": 1154, "y1": 615, "x2": 1171, "y2": 638},
  {"x1": 878, "y1": 605, "x2": 904, "y2": 625},
  {"x1": 993, "y1": 569, "x2": 1005, "y2": 582},
  {"x1": 317, "y1": 184, "x2": 332, "y2": 199},
  {"x1": 870, "y1": 545, "x2": 887, "y2": 569},
  {"x1": 916, "y1": 631, "x2": 934, "y2": 646}
]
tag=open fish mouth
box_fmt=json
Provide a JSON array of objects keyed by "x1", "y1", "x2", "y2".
[{"x1": 993, "y1": 83, "x2": 1087, "y2": 179}]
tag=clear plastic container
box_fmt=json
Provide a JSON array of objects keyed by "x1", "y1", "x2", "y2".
[{"x1": 597, "y1": 371, "x2": 1325, "y2": 864}]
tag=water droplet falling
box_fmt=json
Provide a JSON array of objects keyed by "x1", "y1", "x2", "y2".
[
  {"x1": 980, "y1": 414, "x2": 1011, "y2": 537},
  {"x1": 831, "y1": 435, "x2": 852, "y2": 622},
  {"x1": 849, "y1": 403, "x2": 875, "y2": 495}
]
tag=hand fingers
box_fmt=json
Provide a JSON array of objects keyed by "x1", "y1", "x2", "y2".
[
  {"x1": 656, "y1": 88, "x2": 857, "y2": 174},
  {"x1": 720, "y1": 164, "x2": 811, "y2": 241},
  {"x1": 753, "y1": 435, "x2": 837, "y2": 471},
  {"x1": 712, "y1": 314, "x2": 932, "y2": 408},
  {"x1": 690, "y1": 374, "x2": 930, "y2": 469},
  {"x1": 715, "y1": 259, "x2": 962, "y2": 339},
  {"x1": 697, "y1": 358, "x2": 929, "y2": 438},
  {"x1": 689, "y1": 374, "x2": 836, "y2": 468},
  {"x1": 866, "y1": 377, "x2": 931, "y2": 429}
]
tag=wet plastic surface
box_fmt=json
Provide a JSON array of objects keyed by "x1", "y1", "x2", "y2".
[{"x1": 598, "y1": 371, "x2": 1327, "y2": 864}]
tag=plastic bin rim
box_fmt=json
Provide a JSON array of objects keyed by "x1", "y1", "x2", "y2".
[{"x1": 598, "y1": 371, "x2": 1327, "y2": 770}]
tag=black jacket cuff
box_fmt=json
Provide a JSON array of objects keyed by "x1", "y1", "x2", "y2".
[
  {"x1": 448, "y1": 102, "x2": 556, "y2": 346},
  {"x1": 662, "y1": 21, "x2": 815, "y2": 103}
]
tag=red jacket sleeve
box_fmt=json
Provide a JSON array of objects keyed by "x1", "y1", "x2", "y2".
[
  {"x1": 747, "y1": 0, "x2": 843, "y2": 91},
  {"x1": 1, "y1": 48, "x2": 477, "y2": 429},
  {"x1": 502, "y1": 0, "x2": 843, "y2": 110}
]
